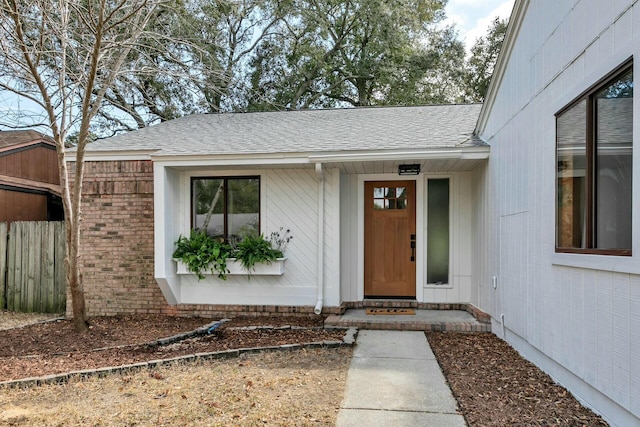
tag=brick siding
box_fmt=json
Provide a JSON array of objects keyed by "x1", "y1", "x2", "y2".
[{"x1": 68, "y1": 160, "x2": 165, "y2": 316}]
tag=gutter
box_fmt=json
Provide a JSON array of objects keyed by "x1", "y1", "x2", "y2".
[{"x1": 314, "y1": 162, "x2": 324, "y2": 315}]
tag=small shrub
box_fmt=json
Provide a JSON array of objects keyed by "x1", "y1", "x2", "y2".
[
  {"x1": 268, "y1": 227, "x2": 293, "y2": 255},
  {"x1": 173, "y1": 230, "x2": 231, "y2": 280},
  {"x1": 234, "y1": 233, "x2": 282, "y2": 273}
]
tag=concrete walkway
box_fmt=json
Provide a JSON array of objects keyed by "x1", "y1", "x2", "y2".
[{"x1": 336, "y1": 330, "x2": 466, "y2": 426}]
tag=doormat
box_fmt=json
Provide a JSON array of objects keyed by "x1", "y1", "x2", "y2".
[{"x1": 365, "y1": 308, "x2": 415, "y2": 315}]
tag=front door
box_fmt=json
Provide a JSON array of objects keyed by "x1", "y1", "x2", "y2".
[{"x1": 364, "y1": 180, "x2": 416, "y2": 298}]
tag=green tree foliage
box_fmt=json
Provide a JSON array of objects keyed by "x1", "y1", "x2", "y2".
[
  {"x1": 90, "y1": 0, "x2": 293, "y2": 133},
  {"x1": 247, "y1": 0, "x2": 468, "y2": 110},
  {"x1": 463, "y1": 17, "x2": 508, "y2": 102}
]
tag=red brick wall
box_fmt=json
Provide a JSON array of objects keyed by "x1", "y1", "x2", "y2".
[{"x1": 69, "y1": 160, "x2": 166, "y2": 316}]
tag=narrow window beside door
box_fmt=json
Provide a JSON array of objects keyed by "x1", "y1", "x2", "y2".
[{"x1": 427, "y1": 178, "x2": 449, "y2": 285}]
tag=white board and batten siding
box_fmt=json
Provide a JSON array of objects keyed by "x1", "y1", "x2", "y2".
[
  {"x1": 340, "y1": 171, "x2": 474, "y2": 304},
  {"x1": 477, "y1": 1, "x2": 640, "y2": 424},
  {"x1": 155, "y1": 165, "x2": 340, "y2": 309}
]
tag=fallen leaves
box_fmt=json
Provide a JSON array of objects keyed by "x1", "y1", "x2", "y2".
[{"x1": 427, "y1": 332, "x2": 609, "y2": 426}]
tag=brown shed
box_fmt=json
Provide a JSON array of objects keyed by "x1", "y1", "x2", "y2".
[{"x1": 0, "y1": 130, "x2": 63, "y2": 222}]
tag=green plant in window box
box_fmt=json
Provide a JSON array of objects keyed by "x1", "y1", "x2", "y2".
[
  {"x1": 172, "y1": 230, "x2": 231, "y2": 280},
  {"x1": 233, "y1": 233, "x2": 282, "y2": 273},
  {"x1": 231, "y1": 228, "x2": 292, "y2": 276}
]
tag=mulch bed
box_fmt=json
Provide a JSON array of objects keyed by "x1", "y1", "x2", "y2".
[
  {"x1": 0, "y1": 315, "x2": 341, "y2": 382},
  {"x1": 427, "y1": 332, "x2": 609, "y2": 426}
]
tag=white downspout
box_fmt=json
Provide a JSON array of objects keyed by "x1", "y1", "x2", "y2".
[{"x1": 314, "y1": 162, "x2": 324, "y2": 315}]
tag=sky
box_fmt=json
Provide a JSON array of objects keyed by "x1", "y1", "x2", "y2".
[{"x1": 443, "y1": 0, "x2": 515, "y2": 51}]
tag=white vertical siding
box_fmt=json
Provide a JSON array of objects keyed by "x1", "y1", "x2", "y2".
[
  {"x1": 323, "y1": 167, "x2": 341, "y2": 307},
  {"x1": 340, "y1": 174, "x2": 359, "y2": 302},
  {"x1": 478, "y1": 0, "x2": 640, "y2": 424},
  {"x1": 630, "y1": 275, "x2": 640, "y2": 415}
]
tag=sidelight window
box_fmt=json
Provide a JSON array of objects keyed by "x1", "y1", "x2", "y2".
[{"x1": 427, "y1": 178, "x2": 450, "y2": 284}]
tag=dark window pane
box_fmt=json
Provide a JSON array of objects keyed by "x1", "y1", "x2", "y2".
[
  {"x1": 595, "y1": 69, "x2": 633, "y2": 250},
  {"x1": 427, "y1": 179, "x2": 449, "y2": 284},
  {"x1": 557, "y1": 99, "x2": 587, "y2": 248},
  {"x1": 227, "y1": 178, "x2": 259, "y2": 241},
  {"x1": 386, "y1": 187, "x2": 395, "y2": 198},
  {"x1": 193, "y1": 178, "x2": 224, "y2": 239}
]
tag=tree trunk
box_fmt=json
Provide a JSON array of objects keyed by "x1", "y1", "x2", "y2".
[
  {"x1": 67, "y1": 242, "x2": 88, "y2": 332},
  {"x1": 58, "y1": 147, "x2": 89, "y2": 333}
]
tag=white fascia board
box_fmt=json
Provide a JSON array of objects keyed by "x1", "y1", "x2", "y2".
[
  {"x1": 460, "y1": 150, "x2": 491, "y2": 160},
  {"x1": 152, "y1": 154, "x2": 311, "y2": 168},
  {"x1": 475, "y1": 0, "x2": 530, "y2": 136},
  {"x1": 308, "y1": 147, "x2": 489, "y2": 163},
  {"x1": 65, "y1": 150, "x2": 155, "y2": 162}
]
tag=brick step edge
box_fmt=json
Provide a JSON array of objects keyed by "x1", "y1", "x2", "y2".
[{"x1": 0, "y1": 327, "x2": 358, "y2": 389}]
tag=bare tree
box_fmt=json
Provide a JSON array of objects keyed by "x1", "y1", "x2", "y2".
[{"x1": 0, "y1": 0, "x2": 171, "y2": 331}]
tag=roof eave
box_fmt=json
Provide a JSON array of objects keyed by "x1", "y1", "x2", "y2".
[
  {"x1": 65, "y1": 149, "x2": 157, "y2": 162},
  {"x1": 308, "y1": 146, "x2": 490, "y2": 163},
  {"x1": 475, "y1": 0, "x2": 530, "y2": 137}
]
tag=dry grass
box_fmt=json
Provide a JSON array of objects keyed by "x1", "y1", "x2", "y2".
[{"x1": 0, "y1": 347, "x2": 352, "y2": 426}]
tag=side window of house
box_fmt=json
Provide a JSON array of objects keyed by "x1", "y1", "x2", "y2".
[
  {"x1": 192, "y1": 177, "x2": 260, "y2": 242},
  {"x1": 556, "y1": 61, "x2": 633, "y2": 254}
]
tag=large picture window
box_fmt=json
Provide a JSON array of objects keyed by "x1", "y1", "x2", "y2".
[
  {"x1": 556, "y1": 61, "x2": 633, "y2": 255},
  {"x1": 192, "y1": 176, "x2": 260, "y2": 242}
]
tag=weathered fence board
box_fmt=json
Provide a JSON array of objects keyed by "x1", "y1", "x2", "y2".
[
  {"x1": 1, "y1": 222, "x2": 66, "y2": 313},
  {"x1": 0, "y1": 223, "x2": 6, "y2": 309}
]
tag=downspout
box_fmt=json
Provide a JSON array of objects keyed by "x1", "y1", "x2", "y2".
[{"x1": 314, "y1": 162, "x2": 324, "y2": 315}]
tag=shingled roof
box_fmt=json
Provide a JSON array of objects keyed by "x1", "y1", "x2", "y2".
[
  {"x1": 85, "y1": 104, "x2": 484, "y2": 157},
  {"x1": 0, "y1": 130, "x2": 54, "y2": 149}
]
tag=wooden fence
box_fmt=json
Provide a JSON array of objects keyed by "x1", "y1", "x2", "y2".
[{"x1": 0, "y1": 221, "x2": 66, "y2": 313}]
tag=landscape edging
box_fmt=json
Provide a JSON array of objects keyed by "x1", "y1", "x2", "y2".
[{"x1": 0, "y1": 326, "x2": 358, "y2": 389}]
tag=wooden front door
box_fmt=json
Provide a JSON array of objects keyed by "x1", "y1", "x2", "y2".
[{"x1": 364, "y1": 180, "x2": 416, "y2": 298}]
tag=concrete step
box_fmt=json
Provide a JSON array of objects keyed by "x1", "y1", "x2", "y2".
[{"x1": 325, "y1": 308, "x2": 491, "y2": 332}]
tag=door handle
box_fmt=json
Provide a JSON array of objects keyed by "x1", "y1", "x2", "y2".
[{"x1": 410, "y1": 234, "x2": 416, "y2": 262}]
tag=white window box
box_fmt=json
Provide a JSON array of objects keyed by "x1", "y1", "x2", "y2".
[{"x1": 175, "y1": 258, "x2": 287, "y2": 276}]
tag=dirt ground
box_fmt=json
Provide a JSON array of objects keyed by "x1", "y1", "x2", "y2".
[
  {"x1": 427, "y1": 332, "x2": 609, "y2": 426},
  {"x1": 0, "y1": 314, "x2": 343, "y2": 382},
  {"x1": 0, "y1": 313, "x2": 611, "y2": 426},
  {"x1": 0, "y1": 313, "x2": 351, "y2": 426}
]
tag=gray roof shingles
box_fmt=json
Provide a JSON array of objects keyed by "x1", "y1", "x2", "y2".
[{"x1": 86, "y1": 104, "x2": 484, "y2": 157}]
